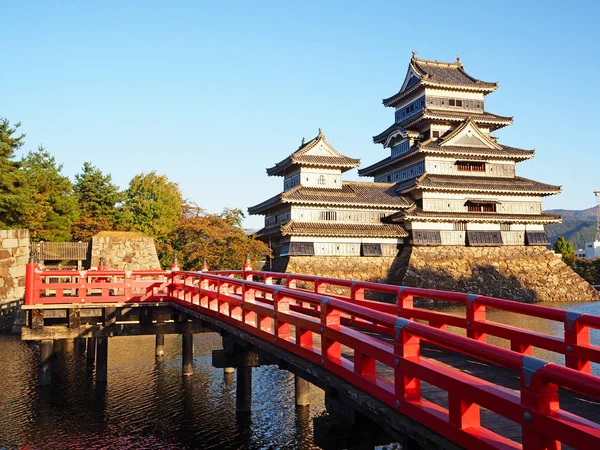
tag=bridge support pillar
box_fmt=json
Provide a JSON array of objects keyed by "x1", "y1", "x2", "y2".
[
  {"x1": 155, "y1": 334, "x2": 165, "y2": 358},
  {"x1": 295, "y1": 375, "x2": 310, "y2": 407},
  {"x1": 96, "y1": 337, "x2": 108, "y2": 383},
  {"x1": 236, "y1": 365, "x2": 252, "y2": 412},
  {"x1": 40, "y1": 339, "x2": 53, "y2": 386},
  {"x1": 86, "y1": 337, "x2": 96, "y2": 362},
  {"x1": 182, "y1": 330, "x2": 194, "y2": 376},
  {"x1": 76, "y1": 338, "x2": 87, "y2": 353}
]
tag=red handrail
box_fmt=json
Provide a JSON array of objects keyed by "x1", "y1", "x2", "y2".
[{"x1": 238, "y1": 269, "x2": 600, "y2": 374}]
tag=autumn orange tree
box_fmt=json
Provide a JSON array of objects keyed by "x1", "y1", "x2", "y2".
[{"x1": 172, "y1": 205, "x2": 269, "y2": 270}]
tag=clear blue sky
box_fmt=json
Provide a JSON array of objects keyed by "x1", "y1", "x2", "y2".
[{"x1": 3, "y1": 0, "x2": 599, "y2": 229}]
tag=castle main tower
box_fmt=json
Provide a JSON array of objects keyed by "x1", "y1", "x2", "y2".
[{"x1": 360, "y1": 53, "x2": 561, "y2": 246}]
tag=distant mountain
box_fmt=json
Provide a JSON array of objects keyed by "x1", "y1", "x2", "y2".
[
  {"x1": 545, "y1": 206, "x2": 597, "y2": 221},
  {"x1": 544, "y1": 206, "x2": 597, "y2": 250}
]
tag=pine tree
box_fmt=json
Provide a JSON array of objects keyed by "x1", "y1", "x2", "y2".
[
  {"x1": 71, "y1": 162, "x2": 127, "y2": 241},
  {"x1": 0, "y1": 118, "x2": 26, "y2": 227},
  {"x1": 18, "y1": 147, "x2": 79, "y2": 241}
]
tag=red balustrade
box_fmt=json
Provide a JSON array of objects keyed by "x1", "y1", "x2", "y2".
[
  {"x1": 24, "y1": 263, "x2": 170, "y2": 305},
  {"x1": 222, "y1": 269, "x2": 600, "y2": 375},
  {"x1": 23, "y1": 263, "x2": 600, "y2": 449}
]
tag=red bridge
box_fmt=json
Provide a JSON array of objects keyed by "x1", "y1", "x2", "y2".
[{"x1": 21, "y1": 262, "x2": 600, "y2": 449}]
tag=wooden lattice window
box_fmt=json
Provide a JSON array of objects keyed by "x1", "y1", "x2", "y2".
[
  {"x1": 319, "y1": 211, "x2": 337, "y2": 221},
  {"x1": 457, "y1": 161, "x2": 486, "y2": 172},
  {"x1": 467, "y1": 202, "x2": 496, "y2": 213}
]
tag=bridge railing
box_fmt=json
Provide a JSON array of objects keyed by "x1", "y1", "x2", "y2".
[
  {"x1": 169, "y1": 270, "x2": 600, "y2": 450},
  {"x1": 24, "y1": 264, "x2": 170, "y2": 304},
  {"x1": 231, "y1": 269, "x2": 600, "y2": 375}
]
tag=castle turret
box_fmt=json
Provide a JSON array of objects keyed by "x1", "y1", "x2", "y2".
[{"x1": 249, "y1": 130, "x2": 409, "y2": 257}]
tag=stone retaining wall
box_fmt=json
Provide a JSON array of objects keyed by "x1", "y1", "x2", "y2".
[
  {"x1": 0, "y1": 229, "x2": 30, "y2": 307},
  {"x1": 270, "y1": 246, "x2": 599, "y2": 303},
  {"x1": 90, "y1": 231, "x2": 161, "y2": 270}
]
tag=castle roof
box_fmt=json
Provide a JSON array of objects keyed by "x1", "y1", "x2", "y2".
[
  {"x1": 262, "y1": 221, "x2": 408, "y2": 238},
  {"x1": 385, "y1": 207, "x2": 561, "y2": 224},
  {"x1": 248, "y1": 181, "x2": 414, "y2": 215},
  {"x1": 266, "y1": 129, "x2": 360, "y2": 176},
  {"x1": 397, "y1": 174, "x2": 561, "y2": 196},
  {"x1": 402, "y1": 108, "x2": 513, "y2": 131},
  {"x1": 358, "y1": 144, "x2": 534, "y2": 178},
  {"x1": 383, "y1": 54, "x2": 498, "y2": 107}
]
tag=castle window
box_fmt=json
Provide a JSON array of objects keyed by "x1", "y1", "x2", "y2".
[
  {"x1": 454, "y1": 222, "x2": 467, "y2": 231},
  {"x1": 456, "y1": 100, "x2": 463, "y2": 107},
  {"x1": 457, "y1": 161, "x2": 486, "y2": 172},
  {"x1": 466, "y1": 201, "x2": 497, "y2": 213},
  {"x1": 318, "y1": 175, "x2": 326, "y2": 185},
  {"x1": 432, "y1": 130, "x2": 440, "y2": 138},
  {"x1": 449, "y1": 99, "x2": 455, "y2": 106},
  {"x1": 319, "y1": 211, "x2": 337, "y2": 221}
]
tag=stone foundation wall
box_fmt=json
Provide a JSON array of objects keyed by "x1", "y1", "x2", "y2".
[
  {"x1": 90, "y1": 231, "x2": 161, "y2": 270},
  {"x1": 398, "y1": 246, "x2": 598, "y2": 303},
  {"x1": 0, "y1": 229, "x2": 30, "y2": 307},
  {"x1": 269, "y1": 246, "x2": 599, "y2": 303}
]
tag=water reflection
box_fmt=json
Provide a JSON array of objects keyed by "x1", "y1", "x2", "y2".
[{"x1": 0, "y1": 332, "x2": 325, "y2": 449}]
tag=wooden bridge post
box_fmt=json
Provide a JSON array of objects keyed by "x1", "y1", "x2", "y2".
[
  {"x1": 86, "y1": 337, "x2": 96, "y2": 362},
  {"x1": 182, "y1": 326, "x2": 194, "y2": 376},
  {"x1": 236, "y1": 365, "x2": 252, "y2": 412},
  {"x1": 155, "y1": 334, "x2": 165, "y2": 358},
  {"x1": 76, "y1": 338, "x2": 87, "y2": 353},
  {"x1": 96, "y1": 337, "x2": 108, "y2": 383},
  {"x1": 39, "y1": 340, "x2": 53, "y2": 386},
  {"x1": 295, "y1": 375, "x2": 310, "y2": 407}
]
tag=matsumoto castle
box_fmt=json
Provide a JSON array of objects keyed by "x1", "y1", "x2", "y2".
[{"x1": 248, "y1": 53, "x2": 561, "y2": 258}]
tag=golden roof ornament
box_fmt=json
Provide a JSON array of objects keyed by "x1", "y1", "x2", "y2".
[{"x1": 318, "y1": 128, "x2": 323, "y2": 138}]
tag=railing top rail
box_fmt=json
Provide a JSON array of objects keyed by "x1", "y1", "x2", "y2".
[{"x1": 244, "y1": 269, "x2": 588, "y2": 326}]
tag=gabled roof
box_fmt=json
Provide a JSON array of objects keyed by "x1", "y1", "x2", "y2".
[
  {"x1": 372, "y1": 123, "x2": 421, "y2": 146},
  {"x1": 385, "y1": 207, "x2": 561, "y2": 224},
  {"x1": 383, "y1": 53, "x2": 498, "y2": 107},
  {"x1": 397, "y1": 173, "x2": 561, "y2": 196},
  {"x1": 439, "y1": 118, "x2": 502, "y2": 150},
  {"x1": 248, "y1": 181, "x2": 414, "y2": 215},
  {"x1": 266, "y1": 129, "x2": 360, "y2": 176}
]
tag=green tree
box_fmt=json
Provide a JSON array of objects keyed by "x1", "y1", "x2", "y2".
[
  {"x1": 172, "y1": 205, "x2": 270, "y2": 270},
  {"x1": 553, "y1": 236, "x2": 574, "y2": 257},
  {"x1": 124, "y1": 171, "x2": 184, "y2": 266},
  {"x1": 0, "y1": 118, "x2": 26, "y2": 227},
  {"x1": 71, "y1": 162, "x2": 128, "y2": 241},
  {"x1": 18, "y1": 147, "x2": 79, "y2": 241}
]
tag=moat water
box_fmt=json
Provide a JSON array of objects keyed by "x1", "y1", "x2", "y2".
[{"x1": 0, "y1": 301, "x2": 599, "y2": 449}]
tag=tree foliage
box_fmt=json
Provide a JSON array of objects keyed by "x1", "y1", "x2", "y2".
[
  {"x1": 172, "y1": 205, "x2": 270, "y2": 270},
  {"x1": 124, "y1": 171, "x2": 184, "y2": 241},
  {"x1": 18, "y1": 147, "x2": 79, "y2": 241},
  {"x1": 71, "y1": 162, "x2": 128, "y2": 241},
  {"x1": 124, "y1": 171, "x2": 185, "y2": 266},
  {"x1": 553, "y1": 236, "x2": 574, "y2": 257},
  {"x1": 0, "y1": 118, "x2": 26, "y2": 227}
]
